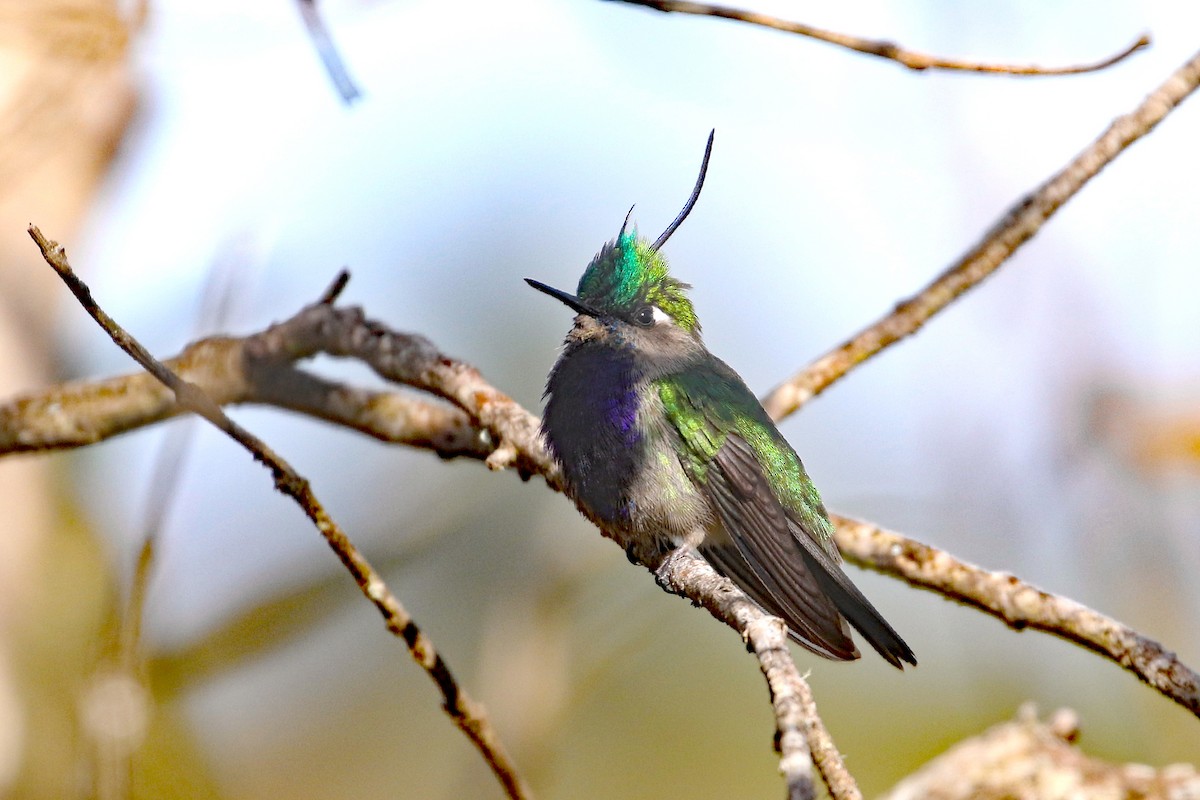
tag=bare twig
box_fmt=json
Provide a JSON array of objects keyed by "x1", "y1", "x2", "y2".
[
  {"x1": 27, "y1": 228, "x2": 532, "y2": 800},
  {"x1": 762, "y1": 45, "x2": 1200, "y2": 421},
  {"x1": 882, "y1": 705, "x2": 1200, "y2": 800},
  {"x1": 653, "y1": 548, "x2": 851, "y2": 799},
  {"x1": 296, "y1": 0, "x2": 361, "y2": 103},
  {"x1": 790, "y1": 667, "x2": 859, "y2": 800},
  {"x1": 0, "y1": 336, "x2": 492, "y2": 461},
  {"x1": 256, "y1": 366, "x2": 493, "y2": 458},
  {"x1": 832, "y1": 514, "x2": 1200, "y2": 720},
  {"x1": 611, "y1": 0, "x2": 1149, "y2": 75},
  {"x1": 238, "y1": 300, "x2": 551, "y2": 478}
]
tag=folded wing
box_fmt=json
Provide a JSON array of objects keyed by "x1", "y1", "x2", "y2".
[{"x1": 658, "y1": 361, "x2": 915, "y2": 669}]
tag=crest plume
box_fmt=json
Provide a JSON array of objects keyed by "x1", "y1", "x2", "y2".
[{"x1": 650, "y1": 129, "x2": 714, "y2": 252}]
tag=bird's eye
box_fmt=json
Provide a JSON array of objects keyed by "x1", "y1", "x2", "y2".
[{"x1": 634, "y1": 306, "x2": 655, "y2": 326}]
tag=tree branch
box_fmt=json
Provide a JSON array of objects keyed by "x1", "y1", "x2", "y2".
[
  {"x1": 652, "y1": 548, "x2": 832, "y2": 800},
  {"x1": 0, "y1": 334, "x2": 492, "y2": 461},
  {"x1": 832, "y1": 514, "x2": 1200, "y2": 719},
  {"x1": 27, "y1": 228, "x2": 532, "y2": 800},
  {"x1": 611, "y1": 0, "x2": 1149, "y2": 75},
  {"x1": 9, "y1": 248, "x2": 1200, "y2": 793},
  {"x1": 295, "y1": 0, "x2": 361, "y2": 103},
  {"x1": 13, "y1": 41, "x2": 1200, "y2": 800},
  {"x1": 236, "y1": 290, "x2": 548, "y2": 476},
  {"x1": 882, "y1": 705, "x2": 1200, "y2": 799},
  {"x1": 762, "y1": 44, "x2": 1200, "y2": 421}
]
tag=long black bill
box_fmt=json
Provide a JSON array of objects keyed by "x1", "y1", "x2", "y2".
[{"x1": 525, "y1": 278, "x2": 602, "y2": 317}]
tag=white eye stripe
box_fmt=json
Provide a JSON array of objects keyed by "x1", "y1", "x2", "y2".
[{"x1": 651, "y1": 306, "x2": 672, "y2": 325}]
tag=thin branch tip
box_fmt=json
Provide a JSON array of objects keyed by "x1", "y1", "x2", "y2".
[
  {"x1": 296, "y1": 0, "x2": 362, "y2": 103},
  {"x1": 611, "y1": 0, "x2": 1148, "y2": 76},
  {"x1": 28, "y1": 225, "x2": 53, "y2": 252},
  {"x1": 319, "y1": 269, "x2": 352, "y2": 304},
  {"x1": 484, "y1": 440, "x2": 518, "y2": 471}
]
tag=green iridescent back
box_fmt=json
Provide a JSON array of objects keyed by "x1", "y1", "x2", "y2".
[{"x1": 656, "y1": 364, "x2": 837, "y2": 553}]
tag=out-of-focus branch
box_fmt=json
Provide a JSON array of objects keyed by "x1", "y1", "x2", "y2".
[
  {"x1": 611, "y1": 0, "x2": 1149, "y2": 75},
  {"x1": 296, "y1": 0, "x2": 361, "y2": 103},
  {"x1": 882, "y1": 705, "x2": 1200, "y2": 799},
  {"x1": 98, "y1": 246, "x2": 254, "y2": 797},
  {"x1": 762, "y1": 45, "x2": 1200, "y2": 421},
  {"x1": 832, "y1": 514, "x2": 1200, "y2": 720},
  {"x1": 27, "y1": 229, "x2": 532, "y2": 800}
]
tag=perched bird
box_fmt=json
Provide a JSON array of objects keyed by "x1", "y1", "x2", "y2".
[{"x1": 526, "y1": 132, "x2": 915, "y2": 668}]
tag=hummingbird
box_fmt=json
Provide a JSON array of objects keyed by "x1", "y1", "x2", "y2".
[{"x1": 526, "y1": 132, "x2": 915, "y2": 668}]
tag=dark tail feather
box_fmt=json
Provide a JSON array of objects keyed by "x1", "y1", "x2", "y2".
[
  {"x1": 701, "y1": 541, "x2": 861, "y2": 662},
  {"x1": 703, "y1": 434, "x2": 914, "y2": 667},
  {"x1": 803, "y1": 549, "x2": 917, "y2": 669}
]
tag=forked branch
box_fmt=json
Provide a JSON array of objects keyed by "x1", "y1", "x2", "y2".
[{"x1": 27, "y1": 228, "x2": 532, "y2": 800}]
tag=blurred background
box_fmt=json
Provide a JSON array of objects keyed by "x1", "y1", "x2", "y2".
[{"x1": 1, "y1": 0, "x2": 1199, "y2": 797}]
